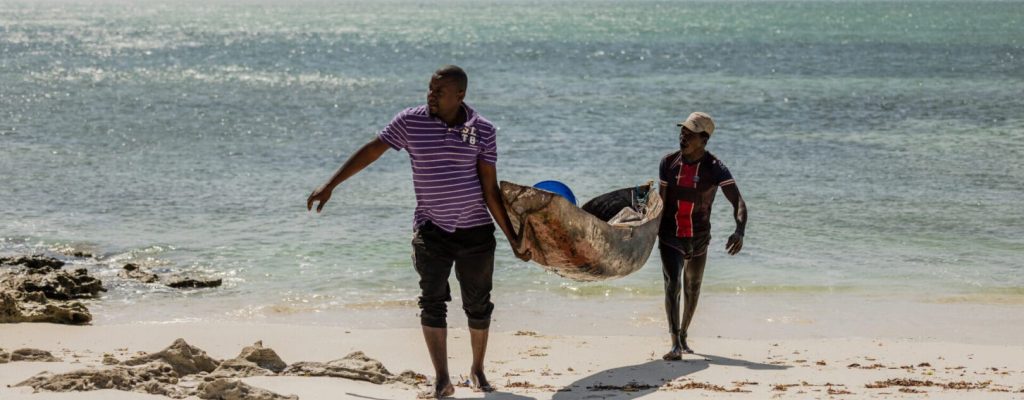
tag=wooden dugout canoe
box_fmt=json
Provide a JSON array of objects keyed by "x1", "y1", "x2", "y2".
[{"x1": 500, "y1": 181, "x2": 663, "y2": 282}]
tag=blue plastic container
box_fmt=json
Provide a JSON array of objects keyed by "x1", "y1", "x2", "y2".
[{"x1": 533, "y1": 180, "x2": 577, "y2": 206}]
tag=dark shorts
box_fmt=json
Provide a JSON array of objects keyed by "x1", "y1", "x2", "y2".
[
  {"x1": 412, "y1": 221, "x2": 496, "y2": 330},
  {"x1": 658, "y1": 234, "x2": 711, "y2": 260}
]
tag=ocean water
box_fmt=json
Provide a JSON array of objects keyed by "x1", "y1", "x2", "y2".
[{"x1": 2, "y1": 0, "x2": 1022, "y2": 327}]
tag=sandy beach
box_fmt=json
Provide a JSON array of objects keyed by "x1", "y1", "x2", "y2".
[
  {"x1": 2, "y1": 320, "x2": 1023, "y2": 399},
  {"x1": 4, "y1": 1, "x2": 1023, "y2": 399}
]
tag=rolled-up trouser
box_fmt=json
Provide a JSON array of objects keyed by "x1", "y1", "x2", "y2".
[{"x1": 412, "y1": 221, "x2": 496, "y2": 330}]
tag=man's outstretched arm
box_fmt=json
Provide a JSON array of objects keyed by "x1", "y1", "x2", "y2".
[
  {"x1": 307, "y1": 137, "x2": 391, "y2": 213},
  {"x1": 477, "y1": 160, "x2": 530, "y2": 261},
  {"x1": 721, "y1": 184, "x2": 747, "y2": 255}
]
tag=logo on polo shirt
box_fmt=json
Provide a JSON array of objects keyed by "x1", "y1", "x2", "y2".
[{"x1": 461, "y1": 127, "x2": 477, "y2": 145}]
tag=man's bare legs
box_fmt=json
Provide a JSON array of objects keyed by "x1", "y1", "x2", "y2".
[
  {"x1": 422, "y1": 326, "x2": 494, "y2": 397},
  {"x1": 662, "y1": 245, "x2": 708, "y2": 360},
  {"x1": 469, "y1": 327, "x2": 493, "y2": 392},
  {"x1": 679, "y1": 253, "x2": 707, "y2": 354},
  {"x1": 422, "y1": 326, "x2": 454, "y2": 398}
]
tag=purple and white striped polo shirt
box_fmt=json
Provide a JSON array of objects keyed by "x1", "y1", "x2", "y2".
[{"x1": 377, "y1": 103, "x2": 497, "y2": 233}]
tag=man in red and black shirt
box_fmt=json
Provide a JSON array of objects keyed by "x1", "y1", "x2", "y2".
[{"x1": 658, "y1": 112, "x2": 747, "y2": 359}]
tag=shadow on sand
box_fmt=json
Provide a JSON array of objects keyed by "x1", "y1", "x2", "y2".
[
  {"x1": 550, "y1": 353, "x2": 789, "y2": 400},
  {"x1": 482, "y1": 391, "x2": 538, "y2": 400},
  {"x1": 439, "y1": 386, "x2": 538, "y2": 400}
]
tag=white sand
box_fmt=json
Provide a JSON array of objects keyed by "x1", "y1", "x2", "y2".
[{"x1": 2, "y1": 322, "x2": 1023, "y2": 399}]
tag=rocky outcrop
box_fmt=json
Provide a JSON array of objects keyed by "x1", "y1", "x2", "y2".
[
  {"x1": 102, "y1": 353, "x2": 120, "y2": 365},
  {"x1": 1, "y1": 258, "x2": 103, "y2": 325},
  {"x1": 211, "y1": 358, "x2": 275, "y2": 378},
  {"x1": 15, "y1": 339, "x2": 421, "y2": 399},
  {"x1": 118, "y1": 263, "x2": 222, "y2": 290},
  {"x1": 284, "y1": 351, "x2": 398, "y2": 384},
  {"x1": 119, "y1": 263, "x2": 159, "y2": 283},
  {"x1": 196, "y1": 379, "x2": 298, "y2": 400},
  {"x1": 0, "y1": 255, "x2": 65, "y2": 270},
  {"x1": 15, "y1": 339, "x2": 295, "y2": 399},
  {"x1": 233, "y1": 340, "x2": 287, "y2": 372},
  {"x1": 50, "y1": 245, "x2": 95, "y2": 258},
  {"x1": 210, "y1": 341, "x2": 287, "y2": 378},
  {"x1": 10, "y1": 348, "x2": 61, "y2": 362},
  {"x1": 1, "y1": 287, "x2": 93, "y2": 324},
  {"x1": 6, "y1": 267, "x2": 105, "y2": 300},
  {"x1": 14, "y1": 361, "x2": 190, "y2": 399},
  {"x1": 122, "y1": 339, "x2": 220, "y2": 376},
  {"x1": 165, "y1": 277, "x2": 222, "y2": 289}
]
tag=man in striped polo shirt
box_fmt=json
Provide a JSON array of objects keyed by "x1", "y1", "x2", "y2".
[
  {"x1": 658, "y1": 112, "x2": 748, "y2": 360},
  {"x1": 307, "y1": 65, "x2": 527, "y2": 398}
]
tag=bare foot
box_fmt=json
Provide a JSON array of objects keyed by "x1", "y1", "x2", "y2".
[
  {"x1": 470, "y1": 370, "x2": 494, "y2": 392},
  {"x1": 432, "y1": 378, "x2": 455, "y2": 399},
  {"x1": 662, "y1": 346, "x2": 683, "y2": 361},
  {"x1": 681, "y1": 339, "x2": 695, "y2": 354}
]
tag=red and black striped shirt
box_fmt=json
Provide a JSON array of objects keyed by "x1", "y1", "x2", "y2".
[{"x1": 658, "y1": 151, "x2": 735, "y2": 238}]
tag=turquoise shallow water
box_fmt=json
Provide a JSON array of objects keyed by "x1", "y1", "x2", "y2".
[{"x1": 1, "y1": 0, "x2": 1022, "y2": 324}]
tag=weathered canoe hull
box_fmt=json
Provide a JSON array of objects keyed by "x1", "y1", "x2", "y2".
[{"x1": 501, "y1": 181, "x2": 663, "y2": 282}]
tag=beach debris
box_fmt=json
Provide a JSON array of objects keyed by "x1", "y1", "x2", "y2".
[
  {"x1": 284, "y1": 351, "x2": 417, "y2": 385},
  {"x1": 828, "y1": 387, "x2": 855, "y2": 395},
  {"x1": 945, "y1": 380, "x2": 992, "y2": 390},
  {"x1": 122, "y1": 338, "x2": 220, "y2": 376},
  {"x1": 14, "y1": 361, "x2": 190, "y2": 398},
  {"x1": 119, "y1": 263, "x2": 159, "y2": 283},
  {"x1": 667, "y1": 380, "x2": 750, "y2": 393},
  {"x1": 0, "y1": 348, "x2": 8, "y2": 363},
  {"x1": 9, "y1": 348, "x2": 62, "y2": 362},
  {"x1": 393, "y1": 370, "x2": 428, "y2": 386},
  {"x1": 520, "y1": 345, "x2": 550, "y2": 357},
  {"x1": 504, "y1": 380, "x2": 557, "y2": 391},
  {"x1": 514, "y1": 330, "x2": 539, "y2": 336},
  {"x1": 816, "y1": 360, "x2": 827, "y2": 366},
  {"x1": 865, "y1": 378, "x2": 991, "y2": 390},
  {"x1": 211, "y1": 341, "x2": 287, "y2": 378},
  {"x1": 772, "y1": 383, "x2": 799, "y2": 391},
  {"x1": 102, "y1": 353, "x2": 120, "y2": 365},
  {"x1": 587, "y1": 381, "x2": 656, "y2": 392},
  {"x1": 0, "y1": 255, "x2": 65, "y2": 270},
  {"x1": 196, "y1": 378, "x2": 298, "y2": 400},
  {"x1": 847, "y1": 362, "x2": 886, "y2": 369},
  {"x1": 165, "y1": 276, "x2": 222, "y2": 289}
]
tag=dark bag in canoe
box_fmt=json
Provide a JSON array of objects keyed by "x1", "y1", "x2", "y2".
[{"x1": 501, "y1": 181, "x2": 663, "y2": 281}]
